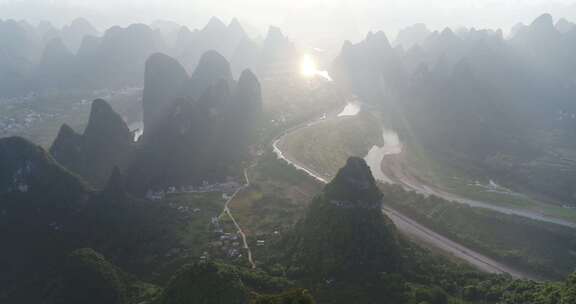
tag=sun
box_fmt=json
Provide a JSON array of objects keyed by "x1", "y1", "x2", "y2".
[{"x1": 300, "y1": 54, "x2": 319, "y2": 78}]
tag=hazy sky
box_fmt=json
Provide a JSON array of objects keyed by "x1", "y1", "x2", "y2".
[{"x1": 1, "y1": 0, "x2": 576, "y2": 41}]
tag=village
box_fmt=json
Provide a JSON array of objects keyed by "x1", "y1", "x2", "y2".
[{"x1": 145, "y1": 179, "x2": 242, "y2": 201}]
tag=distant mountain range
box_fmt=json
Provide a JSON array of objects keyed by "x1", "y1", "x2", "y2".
[
  {"x1": 4, "y1": 13, "x2": 576, "y2": 304},
  {"x1": 333, "y1": 14, "x2": 576, "y2": 205},
  {"x1": 0, "y1": 17, "x2": 299, "y2": 97}
]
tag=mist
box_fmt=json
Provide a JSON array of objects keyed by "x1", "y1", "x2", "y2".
[
  {"x1": 2, "y1": 0, "x2": 576, "y2": 41},
  {"x1": 4, "y1": 0, "x2": 576, "y2": 303}
]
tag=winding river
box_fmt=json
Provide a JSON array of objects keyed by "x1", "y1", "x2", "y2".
[
  {"x1": 272, "y1": 99, "x2": 534, "y2": 279},
  {"x1": 364, "y1": 129, "x2": 402, "y2": 184}
]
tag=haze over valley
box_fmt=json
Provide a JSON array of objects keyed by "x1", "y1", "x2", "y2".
[{"x1": 2, "y1": 2, "x2": 576, "y2": 304}]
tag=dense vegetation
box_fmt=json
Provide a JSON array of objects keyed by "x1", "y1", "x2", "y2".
[
  {"x1": 4, "y1": 134, "x2": 576, "y2": 304},
  {"x1": 278, "y1": 111, "x2": 382, "y2": 179},
  {"x1": 4, "y1": 14, "x2": 576, "y2": 303},
  {"x1": 0, "y1": 142, "x2": 295, "y2": 303},
  {"x1": 380, "y1": 183, "x2": 576, "y2": 279},
  {"x1": 459, "y1": 273, "x2": 576, "y2": 304},
  {"x1": 251, "y1": 289, "x2": 316, "y2": 304},
  {"x1": 45, "y1": 248, "x2": 132, "y2": 304},
  {"x1": 159, "y1": 262, "x2": 251, "y2": 304},
  {"x1": 266, "y1": 157, "x2": 474, "y2": 304},
  {"x1": 254, "y1": 157, "x2": 576, "y2": 304},
  {"x1": 0, "y1": 137, "x2": 229, "y2": 302}
]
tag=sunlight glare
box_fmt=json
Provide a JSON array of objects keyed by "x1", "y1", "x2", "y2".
[
  {"x1": 300, "y1": 54, "x2": 319, "y2": 78},
  {"x1": 300, "y1": 53, "x2": 333, "y2": 81}
]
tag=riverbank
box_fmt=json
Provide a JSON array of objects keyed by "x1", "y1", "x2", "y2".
[{"x1": 272, "y1": 101, "x2": 536, "y2": 279}]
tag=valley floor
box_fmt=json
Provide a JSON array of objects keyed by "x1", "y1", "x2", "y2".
[
  {"x1": 272, "y1": 100, "x2": 536, "y2": 280},
  {"x1": 381, "y1": 147, "x2": 576, "y2": 228}
]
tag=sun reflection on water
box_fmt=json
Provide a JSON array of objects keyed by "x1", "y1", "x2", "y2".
[
  {"x1": 300, "y1": 54, "x2": 332, "y2": 81},
  {"x1": 300, "y1": 54, "x2": 318, "y2": 78}
]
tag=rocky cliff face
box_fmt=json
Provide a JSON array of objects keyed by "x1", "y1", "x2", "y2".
[
  {"x1": 185, "y1": 50, "x2": 234, "y2": 100},
  {"x1": 283, "y1": 157, "x2": 402, "y2": 281},
  {"x1": 142, "y1": 52, "x2": 189, "y2": 137},
  {"x1": 1, "y1": 136, "x2": 88, "y2": 201},
  {"x1": 50, "y1": 99, "x2": 132, "y2": 187},
  {"x1": 324, "y1": 157, "x2": 383, "y2": 207},
  {"x1": 127, "y1": 52, "x2": 262, "y2": 193}
]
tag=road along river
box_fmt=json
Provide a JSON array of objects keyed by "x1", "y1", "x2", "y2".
[
  {"x1": 375, "y1": 131, "x2": 576, "y2": 228},
  {"x1": 272, "y1": 100, "x2": 535, "y2": 279}
]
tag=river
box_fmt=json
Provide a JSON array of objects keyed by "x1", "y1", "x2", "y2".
[
  {"x1": 364, "y1": 129, "x2": 403, "y2": 183},
  {"x1": 271, "y1": 98, "x2": 535, "y2": 279},
  {"x1": 337, "y1": 100, "x2": 361, "y2": 117},
  {"x1": 128, "y1": 121, "x2": 144, "y2": 141}
]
